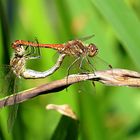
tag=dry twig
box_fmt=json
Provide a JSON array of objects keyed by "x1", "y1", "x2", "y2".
[{"x1": 0, "y1": 68, "x2": 140, "y2": 108}]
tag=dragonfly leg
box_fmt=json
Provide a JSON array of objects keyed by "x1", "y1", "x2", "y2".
[
  {"x1": 85, "y1": 57, "x2": 96, "y2": 72},
  {"x1": 25, "y1": 46, "x2": 41, "y2": 59},
  {"x1": 79, "y1": 57, "x2": 91, "y2": 73},
  {"x1": 66, "y1": 57, "x2": 81, "y2": 84}
]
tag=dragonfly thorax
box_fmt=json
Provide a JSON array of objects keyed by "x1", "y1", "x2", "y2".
[
  {"x1": 14, "y1": 45, "x2": 26, "y2": 57},
  {"x1": 10, "y1": 56, "x2": 26, "y2": 78},
  {"x1": 10, "y1": 45, "x2": 26, "y2": 77}
]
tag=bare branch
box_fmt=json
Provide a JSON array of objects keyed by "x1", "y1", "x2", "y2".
[{"x1": 0, "y1": 68, "x2": 140, "y2": 108}]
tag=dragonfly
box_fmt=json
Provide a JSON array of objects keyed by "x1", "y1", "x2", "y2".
[
  {"x1": 0, "y1": 43, "x2": 65, "y2": 132},
  {"x1": 10, "y1": 43, "x2": 66, "y2": 79},
  {"x1": 12, "y1": 38, "x2": 99, "y2": 75}
]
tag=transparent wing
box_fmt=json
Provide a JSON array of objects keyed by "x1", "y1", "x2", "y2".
[
  {"x1": 0, "y1": 65, "x2": 11, "y2": 97},
  {"x1": 76, "y1": 34, "x2": 95, "y2": 41},
  {"x1": 0, "y1": 65, "x2": 19, "y2": 132},
  {"x1": 86, "y1": 55, "x2": 112, "y2": 72},
  {"x1": 7, "y1": 73, "x2": 19, "y2": 132}
]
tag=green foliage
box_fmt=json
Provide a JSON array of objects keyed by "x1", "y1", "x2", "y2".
[
  {"x1": 51, "y1": 116, "x2": 79, "y2": 140},
  {"x1": 1, "y1": 0, "x2": 140, "y2": 140}
]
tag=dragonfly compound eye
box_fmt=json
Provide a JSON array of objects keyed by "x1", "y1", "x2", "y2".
[{"x1": 88, "y1": 43, "x2": 98, "y2": 57}]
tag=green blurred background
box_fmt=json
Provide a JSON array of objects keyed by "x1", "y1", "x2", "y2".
[{"x1": 1, "y1": 0, "x2": 140, "y2": 140}]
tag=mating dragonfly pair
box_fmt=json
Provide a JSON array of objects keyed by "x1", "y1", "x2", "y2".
[
  {"x1": 11, "y1": 36, "x2": 98, "y2": 79},
  {"x1": 0, "y1": 35, "x2": 109, "y2": 131}
]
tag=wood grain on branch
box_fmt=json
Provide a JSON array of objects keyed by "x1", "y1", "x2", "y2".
[{"x1": 0, "y1": 68, "x2": 140, "y2": 108}]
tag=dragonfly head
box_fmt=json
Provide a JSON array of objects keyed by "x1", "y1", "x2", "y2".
[
  {"x1": 12, "y1": 41, "x2": 25, "y2": 57},
  {"x1": 87, "y1": 43, "x2": 98, "y2": 57},
  {"x1": 14, "y1": 45, "x2": 25, "y2": 57}
]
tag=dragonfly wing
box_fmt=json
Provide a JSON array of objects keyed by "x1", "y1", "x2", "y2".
[
  {"x1": 0, "y1": 65, "x2": 11, "y2": 97},
  {"x1": 8, "y1": 103, "x2": 19, "y2": 132},
  {"x1": 2, "y1": 70, "x2": 19, "y2": 132},
  {"x1": 77, "y1": 34, "x2": 95, "y2": 41},
  {"x1": 87, "y1": 55, "x2": 112, "y2": 71}
]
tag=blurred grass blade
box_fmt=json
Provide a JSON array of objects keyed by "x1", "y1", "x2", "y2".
[
  {"x1": 91, "y1": 0, "x2": 140, "y2": 69},
  {"x1": 51, "y1": 115, "x2": 79, "y2": 140}
]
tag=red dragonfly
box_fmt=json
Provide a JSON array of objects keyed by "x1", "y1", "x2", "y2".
[{"x1": 12, "y1": 39, "x2": 98, "y2": 57}]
